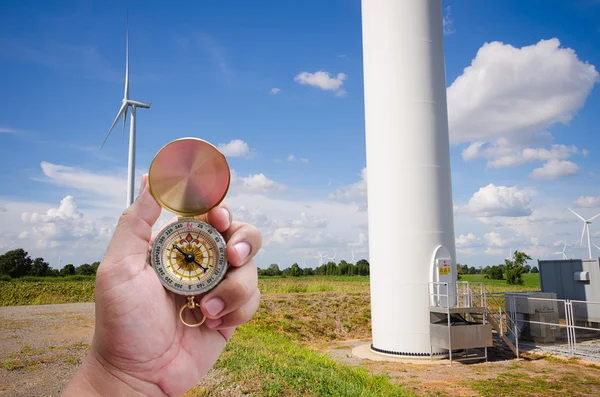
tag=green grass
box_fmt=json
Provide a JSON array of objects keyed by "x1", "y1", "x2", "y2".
[
  {"x1": 194, "y1": 324, "x2": 415, "y2": 397},
  {"x1": 467, "y1": 366, "x2": 600, "y2": 397},
  {"x1": 459, "y1": 273, "x2": 540, "y2": 292},
  {"x1": 0, "y1": 274, "x2": 540, "y2": 306}
]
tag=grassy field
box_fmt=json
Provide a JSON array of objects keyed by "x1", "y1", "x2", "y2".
[
  {"x1": 459, "y1": 273, "x2": 540, "y2": 292},
  {"x1": 0, "y1": 274, "x2": 539, "y2": 307},
  {"x1": 3, "y1": 275, "x2": 600, "y2": 397}
]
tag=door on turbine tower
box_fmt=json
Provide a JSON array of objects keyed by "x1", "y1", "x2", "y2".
[{"x1": 434, "y1": 258, "x2": 455, "y2": 308}]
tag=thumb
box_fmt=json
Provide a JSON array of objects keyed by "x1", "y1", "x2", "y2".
[{"x1": 101, "y1": 174, "x2": 162, "y2": 274}]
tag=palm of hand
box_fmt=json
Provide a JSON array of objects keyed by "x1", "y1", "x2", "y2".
[{"x1": 93, "y1": 259, "x2": 227, "y2": 396}]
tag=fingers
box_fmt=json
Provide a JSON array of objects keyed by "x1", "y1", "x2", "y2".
[
  {"x1": 222, "y1": 222, "x2": 262, "y2": 267},
  {"x1": 200, "y1": 259, "x2": 258, "y2": 319},
  {"x1": 207, "y1": 289, "x2": 261, "y2": 331}
]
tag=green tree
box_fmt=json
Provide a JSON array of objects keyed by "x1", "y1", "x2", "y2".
[
  {"x1": 60, "y1": 264, "x2": 76, "y2": 277},
  {"x1": 523, "y1": 264, "x2": 531, "y2": 274},
  {"x1": 289, "y1": 263, "x2": 302, "y2": 277},
  {"x1": 314, "y1": 264, "x2": 327, "y2": 276},
  {"x1": 531, "y1": 266, "x2": 539, "y2": 274},
  {"x1": 355, "y1": 259, "x2": 370, "y2": 276},
  {"x1": 325, "y1": 261, "x2": 338, "y2": 276},
  {"x1": 91, "y1": 261, "x2": 101, "y2": 273},
  {"x1": 485, "y1": 265, "x2": 504, "y2": 280},
  {"x1": 30, "y1": 257, "x2": 50, "y2": 277},
  {"x1": 76, "y1": 263, "x2": 95, "y2": 276},
  {"x1": 504, "y1": 251, "x2": 532, "y2": 285},
  {"x1": 266, "y1": 263, "x2": 282, "y2": 276},
  {"x1": 302, "y1": 267, "x2": 314, "y2": 276},
  {"x1": 0, "y1": 249, "x2": 33, "y2": 278}
]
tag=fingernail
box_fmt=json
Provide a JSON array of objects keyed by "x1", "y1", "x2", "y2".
[
  {"x1": 204, "y1": 298, "x2": 225, "y2": 316},
  {"x1": 205, "y1": 318, "x2": 222, "y2": 329},
  {"x1": 234, "y1": 242, "x2": 251, "y2": 262},
  {"x1": 220, "y1": 207, "x2": 231, "y2": 226}
]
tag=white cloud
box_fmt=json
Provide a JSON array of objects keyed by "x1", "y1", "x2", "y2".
[
  {"x1": 294, "y1": 70, "x2": 347, "y2": 96},
  {"x1": 462, "y1": 141, "x2": 582, "y2": 168},
  {"x1": 300, "y1": 157, "x2": 309, "y2": 164},
  {"x1": 448, "y1": 38, "x2": 598, "y2": 144},
  {"x1": 530, "y1": 159, "x2": 579, "y2": 180},
  {"x1": 0, "y1": 127, "x2": 24, "y2": 133},
  {"x1": 270, "y1": 88, "x2": 280, "y2": 95},
  {"x1": 20, "y1": 195, "x2": 112, "y2": 250},
  {"x1": 328, "y1": 167, "x2": 367, "y2": 210},
  {"x1": 456, "y1": 233, "x2": 480, "y2": 247},
  {"x1": 459, "y1": 184, "x2": 533, "y2": 217},
  {"x1": 218, "y1": 139, "x2": 253, "y2": 157},
  {"x1": 484, "y1": 232, "x2": 509, "y2": 248},
  {"x1": 287, "y1": 154, "x2": 295, "y2": 162},
  {"x1": 38, "y1": 161, "x2": 128, "y2": 209},
  {"x1": 574, "y1": 196, "x2": 600, "y2": 208},
  {"x1": 229, "y1": 169, "x2": 286, "y2": 196},
  {"x1": 443, "y1": 6, "x2": 455, "y2": 36}
]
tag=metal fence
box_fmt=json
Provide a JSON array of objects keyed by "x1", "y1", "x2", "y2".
[{"x1": 504, "y1": 295, "x2": 600, "y2": 361}]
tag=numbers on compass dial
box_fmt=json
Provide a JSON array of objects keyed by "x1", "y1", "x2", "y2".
[{"x1": 150, "y1": 219, "x2": 228, "y2": 296}]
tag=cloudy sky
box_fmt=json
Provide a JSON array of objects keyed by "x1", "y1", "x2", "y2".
[{"x1": 1, "y1": 0, "x2": 600, "y2": 269}]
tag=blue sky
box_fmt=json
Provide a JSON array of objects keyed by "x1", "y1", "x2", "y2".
[{"x1": 1, "y1": 0, "x2": 600, "y2": 269}]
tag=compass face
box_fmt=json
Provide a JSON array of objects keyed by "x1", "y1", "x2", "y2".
[{"x1": 151, "y1": 219, "x2": 228, "y2": 296}]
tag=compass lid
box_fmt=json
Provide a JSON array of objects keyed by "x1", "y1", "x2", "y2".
[{"x1": 148, "y1": 137, "x2": 230, "y2": 217}]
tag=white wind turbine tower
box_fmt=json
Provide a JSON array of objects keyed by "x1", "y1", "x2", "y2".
[
  {"x1": 350, "y1": 249, "x2": 356, "y2": 265},
  {"x1": 553, "y1": 244, "x2": 568, "y2": 260},
  {"x1": 101, "y1": 23, "x2": 151, "y2": 207},
  {"x1": 506, "y1": 247, "x2": 514, "y2": 261},
  {"x1": 568, "y1": 208, "x2": 600, "y2": 260}
]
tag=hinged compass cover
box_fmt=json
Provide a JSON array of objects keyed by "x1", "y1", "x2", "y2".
[{"x1": 148, "y1": 137, "x2": 230, "y2": 217}]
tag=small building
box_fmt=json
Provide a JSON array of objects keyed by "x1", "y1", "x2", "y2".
[{"x1": 538, "y1": 258, "x2": 600, "y2": 323}]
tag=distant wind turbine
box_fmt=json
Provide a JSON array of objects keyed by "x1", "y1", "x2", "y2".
[
  {"x1": 101, "y1": 21, "x2": 151, "y2": 207},
  {"x1": 506, "y1": 248, "x2": 514, "y2": 261},
  {"x1": 315, "y1": 252, "x2": 326, "y2": 266},
  {"x1": 350, "y1": 249, "x2": 356, "y2": 265},
  {"x1": 568, "y1": 208, "x2": 600, "y2": 259},
  {"x1": 328, "y1": 251, "x2": 337, "y2": 263},
  {"x1": 593, "y1": 243, "x2": 600, "y2": 255},
  {"x1": 553, "y1": 244, "x2": 568, "y2": 260}
]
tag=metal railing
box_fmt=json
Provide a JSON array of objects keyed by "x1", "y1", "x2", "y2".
[{"x1": 429, "y1": 281, "x2": 520, "y2": 356}]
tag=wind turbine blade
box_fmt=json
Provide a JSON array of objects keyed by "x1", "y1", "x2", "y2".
[
  {"x1": 594, "y1": 243, "x2": 600, "y2": 251},
  {"x1": 569, "y1": 208, "x2": 586, "y2": 223},
  {"x1": 101, "y1": 102, "x2": 127, "y2": 149},
  {"x1": 121, "y1": 106, "x2": 129, "y2": 143},
  {"x1": 588, "y1": 213, "x2": 600, "y2": 222},
  {"x1": 580, "y1": 224, "x2": 586, "y2": 247},
  {"x1": 124, "y1": 15, "x2": 129, "y2": 100}
]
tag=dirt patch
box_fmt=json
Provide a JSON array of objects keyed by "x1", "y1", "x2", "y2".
[{"x1": 324, "y1": 340, "x2": 600, "y2": 397}]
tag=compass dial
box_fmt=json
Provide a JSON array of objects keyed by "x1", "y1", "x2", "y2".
[{"x1": 151, "y1": 219, "x2": 228, "y2": 296}]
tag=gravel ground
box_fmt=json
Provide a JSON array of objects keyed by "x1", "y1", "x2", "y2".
[
  {"x1": 3, "y1": 303, "x2": 600, "y2": 397},
  {"x1": 0, "y1": 303, "x2": 238, "y2": 397}
]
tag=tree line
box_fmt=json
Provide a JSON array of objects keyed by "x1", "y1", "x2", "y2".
[
  {"x1": 258, "y1": 259, "x2": 370, "y2": 277},
  {"x1": 0, "y1": 248, "x2": 370, "y2": 279},
  {"x1": 457, "y1": 250, "x2": 538, "y2": 285},
  {"x1": 0, "y1": 248, "x2": 99, "y2": 279}
]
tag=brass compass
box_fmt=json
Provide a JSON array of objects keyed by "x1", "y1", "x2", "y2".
[{"x1": 148, "y1": 137, "x2": 231, "y2": 327}]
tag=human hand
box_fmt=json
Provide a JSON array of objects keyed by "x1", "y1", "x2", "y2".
[{"x1": 61, "y1": 174, "x2": 262, "y2": 397}]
